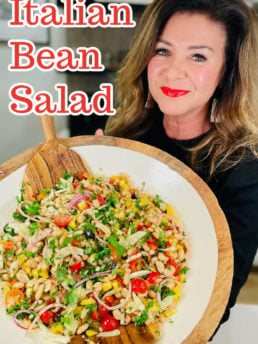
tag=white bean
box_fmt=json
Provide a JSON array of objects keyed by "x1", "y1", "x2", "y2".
[
  {"x1": 16, "y1": 270, "x2": 29, "y2": 283},
  {"x1": 81, "y1": 308, "x2": 87, "y2": 320},
  {"x1": 13, "y1": 282, "x2": 25, "y2": 289},
  {"x1": 93, "y1": 282, "x2": 102, "y2": 293},
  {"x1": 2, "y1": 274, "x2": 10, "y2": 281},
  {"x1": 121, "y1": 288, "x2": 128, "y2": 298},
  {"x1": 86, "y1": 280, "x2": 93, "y2": 290},
  {"x1": 35, "y1": 284, "x2": 44, "y2": 300},
  {"x1": 156, "y1": 261, "x2": 164, "y2": 274},
  {"x1": 178, "y1": 249, "x2": 185, "y2": 261},
  {"x1": 123, "y1": 272, "x2": 131, "y2": 286},
  {"x1": 77, "y1": 323, "x2": 89, "y2": 335},
  {"x1": 113, "y1": 310, "x2": 122, "y2": 321}
]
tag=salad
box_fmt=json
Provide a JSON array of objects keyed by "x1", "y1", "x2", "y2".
[{"x1": 0, "y1": 172, "x2": 189, "y2": 343}]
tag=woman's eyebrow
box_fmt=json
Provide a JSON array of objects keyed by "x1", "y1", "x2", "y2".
[
  {"x1": 157, "y1": 39, "x2": 213, "y2": 52},
  {"x1": 157, "y1": 38, "x2": 172, "y2": 46},
  {"x1": 188, "y1": 45, "x2": 214, "y2": 51}
]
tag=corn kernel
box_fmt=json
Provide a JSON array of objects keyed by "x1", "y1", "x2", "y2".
[
  {"x1": 69, "y1": 220, "x2": 76, "y2": 229},
  {"x1": 172, "y1": 285, "x2": 180, "y2": 295},
  {"x1": 112, "y1": 280, "x2": 119, "y2": 291},
  {"x1": 51, "y1": 323, "x2": 63, "y2": 334},
  {"x1": 125, "y1": 199, "x2": 132, "y2": 208},
  {"x1": 17, "y1": 254, "x2": 27, "y2": 265},
  {"x1": 39, "y1": 269, "x2": 49, "y2": 278},
  {"x1": 69, "y1": 215, "x2": 78, "y2": 229},
  {"x1": 174, "y1": 295, "x2": 180, "y2": 302},
  {"x1": 150, "y1": 303, "x2": 160, "y2": 312},
  {"x1": 179, "y1": 275, "x2": 185, "y2": 283},
  {"x1": 75, "y1": 306, "x2": 83, "y2": 314},
  {"x1": 86, "y1": 330, "x2": 97, "y2": 337},
  {"x1": 162, "y1": 217, "x2": 169, "y2": 224},
  {"x1": 22, "y1": 263, "x2": 31, "y2": 275},
  {"x1": 120, "y1": 180, "x2": 129, "y2": 190},
  {"x1": 81, "y1": 298, "x2": 96, "y2": 306},
  {"x1": 77, "y1": 201, "x2": 87, "y2": 211},
  {"x1": 140, "y1": 196, "x2": 149, "y2": 206},
  {"x1": 3, "y1": 285, "x2": 11, "y2": 295},
  {"x1": 118, "y1": 212, "x2": 126, "y2": 221},
  {"x1": 32, "y1": 269, "x2": 39, "y2": 279},
  {"x1": 166, "y1": 204, "x2": 174, "y2": 216},
  {"x1": 163, "y1": 309, "x2": 176, "y2": 317},
  {"x1": 102, "y1": 282, "x2": 112, "y2": 292}
]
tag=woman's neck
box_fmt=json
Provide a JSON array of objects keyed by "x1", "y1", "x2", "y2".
[{"x1": 163, "y1": 112, "x2": 211, "y2": 140}]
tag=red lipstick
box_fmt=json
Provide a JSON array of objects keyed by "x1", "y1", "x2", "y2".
[{"x1": 161, "y1": 87, "x2": 189, "y2": 97}]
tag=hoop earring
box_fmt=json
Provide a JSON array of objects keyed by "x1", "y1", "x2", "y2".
[
  {"x1": 145, "y1": 91, "x2": 154, "y2": 109},
  {"x1": 210, "y1": 98, "x2": 217, "y2": 123}
]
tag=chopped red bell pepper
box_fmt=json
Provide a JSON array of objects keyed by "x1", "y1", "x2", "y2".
[
  {"x1": 68, "y1": 261, "x2": 82, "y2": 273},
  {"x1": 129, "y1": 258, "x2": 146, "y2": 272},
  {"x1": 96, "y1": 194, "x2": 105, "y2": 206},
  {"x1": 166, "y1": 260, "x2": 179, "y2": 276}
]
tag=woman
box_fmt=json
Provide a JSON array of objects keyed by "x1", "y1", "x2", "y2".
[{"x1": 104, "y1": 0, "x2": 258, "y2": 336}]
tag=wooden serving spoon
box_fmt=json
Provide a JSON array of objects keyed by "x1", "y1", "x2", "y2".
[
  {"x1": 70, "y1": 323, "x2": 158, "y2": 344},
  {"x1": 23, "y1": 115, "x2": 91, "y2": 201}
]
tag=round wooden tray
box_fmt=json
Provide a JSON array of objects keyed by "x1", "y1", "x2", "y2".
[{"x1": 0, "y1": 135, "x2": 233, "y2": 344}]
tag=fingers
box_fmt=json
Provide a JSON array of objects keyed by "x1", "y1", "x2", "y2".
[{"x1": 95, "y1": 129, "x2": 104, "y2": 136}]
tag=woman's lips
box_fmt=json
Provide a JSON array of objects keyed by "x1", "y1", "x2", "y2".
[{"x1": 161, "y1": 87, "x2": 190, "y2": 97}]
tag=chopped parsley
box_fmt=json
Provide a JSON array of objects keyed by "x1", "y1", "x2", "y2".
[
  {"x1": 135, "y1": 301, "x2": 154, "y2": 326},
  {"x1": 107, "y1": 235, "x2": 126, "y2": 257}
]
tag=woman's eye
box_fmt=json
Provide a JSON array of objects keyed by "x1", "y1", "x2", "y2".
[
  {"x1": 192, "y1": 54, "x2": 207, "y2": 62},
  {"x1": 154, "y1": 48, "x2": 169, "y2": 56}
]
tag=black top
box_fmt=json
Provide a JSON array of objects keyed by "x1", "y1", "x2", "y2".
[{"x1": 136, "y1": 114, "x2": 258, "y2": 330}]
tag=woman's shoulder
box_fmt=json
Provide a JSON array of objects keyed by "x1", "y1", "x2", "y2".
[
  {"x1": 214, "y1": 153, "x2": 258, "y2": 197},
  {"x1": 228, "y1": 153, "x2": 258, "y2": 184}
]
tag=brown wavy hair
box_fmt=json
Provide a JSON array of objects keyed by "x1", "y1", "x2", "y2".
[{"x1": 105, "y1": 0, "x2": 258, "y2": 176}]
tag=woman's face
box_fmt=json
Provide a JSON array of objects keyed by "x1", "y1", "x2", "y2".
[{"x1": 147, "y1": 12, "x2": 226, "y2": 120}]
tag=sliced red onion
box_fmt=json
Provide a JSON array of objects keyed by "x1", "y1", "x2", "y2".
[
  {"x1": 94, "y1": 283, "x2": 131, "y2": 311},
  {"x1": 14, "y1": 309, "x2": 37, "y2": 330},
  {"x1": 27, "y1": 228, "x2": 52, "y2": 251},
  {"x1": 36, "y1": 228, "x2": 52, "y2": 240},
  {"x1": 68, "y1": 192, "x2": 91, "y2": 210},
  {"x1": 90, "y1": 271, "x2": 111, "y2": 279},
  {"x1": 158, "y1": 277, "x2": 170, "y2": 287},
  {"x1": 73, "y1": 277, "x2": 89, "y2": 289}
]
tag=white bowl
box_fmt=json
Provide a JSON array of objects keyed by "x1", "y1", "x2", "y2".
[{"x1": 0, "y1": 139, "x2": 231, "y2": 344}]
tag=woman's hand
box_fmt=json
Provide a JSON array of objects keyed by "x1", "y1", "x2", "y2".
[{"x1": 95, "y1": 129, "x2": 104, "y2": 136}]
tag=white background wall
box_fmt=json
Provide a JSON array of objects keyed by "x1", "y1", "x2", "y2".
[{"x1": 0, "y1": 26, "x2": 69, "y2": 165}]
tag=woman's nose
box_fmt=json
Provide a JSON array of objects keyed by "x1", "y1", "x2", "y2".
[{"x1": 166, "y1": 57, "x2": 187, "y2": 80}]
